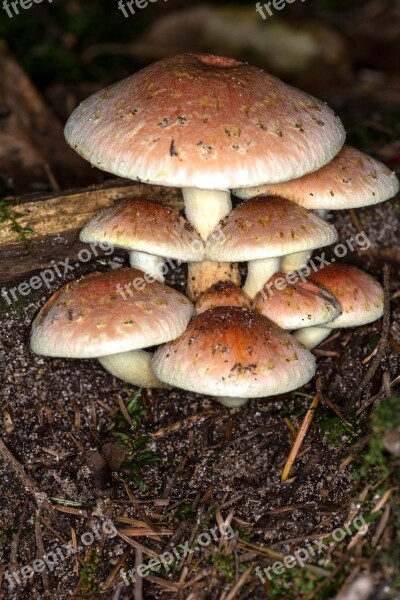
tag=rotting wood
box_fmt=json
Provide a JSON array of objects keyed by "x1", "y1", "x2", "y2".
[{"x1": 0, "y1": 179, "x2": 184, "y2": 286}]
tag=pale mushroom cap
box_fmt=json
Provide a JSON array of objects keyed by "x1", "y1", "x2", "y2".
[
  {"x1": 252, "y1": 273, "x2": 341, "y2": 329},
  {"x1": 65, "y1": 53, "x2": 345, "y2": 190},
  {"x1": 309, "y1": 263, "x2": 384, "y2": 328},
  {"x1": 234, "y1": 145, "x2": 399, "y2": 209},
  {"x1": 152, "y1": 307, "x2": 316, "y2": 398},
  {"x1": 206, "y1": 196, "x2": 338, "y2": 261},
  {"x1": 31, "y1": 268, "x2": 194, "y2": 358},
  {"x1": 195, "y1": 282, "x2": 251, "y2": 314},
  {"x1": 80, "y1": 198, "x2": 205, "y2": 261}
]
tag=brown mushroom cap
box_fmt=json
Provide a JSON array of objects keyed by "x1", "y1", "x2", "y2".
[
  {"x1": 308, "y1": 263, "x2": 384, "y2": 328},
  {"x1": 80, "y1": 198, "x2": 205, "y2": 261},
  {"x1": 206, "y1": 196, "x2": 337, "y2": 261},
  {"x1": 65, "y1": 54, "x2": 345, "y2": 190},
  {"x1": 31, "y1": 268, "x2": 194, "y2": 358},
  {"x1": 152, "y1": 307, "x2": 316, "y2": 398},
  {"x1": 234, "y1": 145, "x2": 399, "y2": 209},
  {"x1": 252, "y1": 273, "x2": 341, "y2": 329},
  {"x1": 195, "y1": 282, "x2": 251, "y2": 314}
]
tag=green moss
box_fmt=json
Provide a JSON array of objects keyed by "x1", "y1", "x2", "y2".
[{"x1": 319, "y1": 416, "x2": 358, "y2": 447}]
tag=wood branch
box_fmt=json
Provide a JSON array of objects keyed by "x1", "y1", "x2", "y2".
[{"x1": 0, "y1": 179, "x2": 184, "y2": 286}]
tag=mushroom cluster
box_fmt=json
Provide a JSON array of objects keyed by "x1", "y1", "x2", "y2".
[{"x1": 31, "y1": 54, "x2": 399, "y2": 407}]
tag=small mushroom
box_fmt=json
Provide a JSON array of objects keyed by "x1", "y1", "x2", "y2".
[
  {"x1": 31, "y1": 268, "x2": 194, "y2": 388},
  {"x1": 252, "y1": 272, "x2": 341, "y2": 330},
  {"x1": 293, "y1": 263, "x2": 384, "y2": 349},
  {"x1": 152, "y1": 306, "x2": 316, "y2": 407},
  {"x1": 234, "y1": 145, "x2": 399, "y2": 272},
  {"x1": 234, "y1": 145, "x2": 399, "y2": 210},
  {"x1": 80, "y1": 198, "x2": 205, "y2": 282},
  {"x1": 206, "y1": 196, "x2": 337, "y2": 298},
  {"x1": 65, "y1": 53, "x2": 345, "y2": 300},
  {"x1": 195, "y1": 282, "x2": 251, "y2": 314}
]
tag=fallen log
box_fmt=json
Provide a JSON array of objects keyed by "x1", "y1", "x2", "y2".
[{"x1": 0, "y1": 179, "x2": 183, "y2": 287}]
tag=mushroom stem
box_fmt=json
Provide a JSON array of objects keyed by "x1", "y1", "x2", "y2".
[
  {"x1": 99, "y1": 350, "x2": 169, "y2": 388},
  {"x1": 129, "y1": 251, "x2": 166, "y2": 282},
  {"x1": 293, "y1": 326, "x2": 331, "y2": 350},
  {"x1": 183, "y1": 188, "x2": 232, "y2": 239},
  {"x1": 217, "y1": 397, "x2": 249, "y2": 408},
  {"x1": 187, "y1": 261, "x2": 241, "y2": 302},
  {"x1": 183, "y1": 188, "x2": 240, "y2": 300},
  {"x1": 281, "y1": 250, "x2": 312, "y2": 274},
  {"x1": 243, "y1": 257, "x2": 281, "y2": 299}
]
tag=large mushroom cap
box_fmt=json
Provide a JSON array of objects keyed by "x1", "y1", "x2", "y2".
[
  {"x1": 31, "y1": 268, "x2": 194, "y2": 358},
  {"x1": 80, "y1": 198, "x2": 205, "y2": 261},
  {"x1": 309, "y1": 263, "x2": 384, "y2": 328},
  {"x1": 65, "y1": 53, "x2": 345, "y2": 190},
  {"x1": 152, "y1": 307, "x2": 316, "y2": 398},
  {"x1": 252, "y1": 273, "x2": 341, "y2": 330},
  {"x1": 206, "y1": 196, "x2": 337, "y2": 261},
  {"x1": 195, "y1": 282, "x2": 251, "y2": 314},
  {"x1": 234, "y1": 145, "x2": 399, "y2": 209}
]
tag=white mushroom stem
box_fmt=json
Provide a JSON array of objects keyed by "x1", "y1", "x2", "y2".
[
  {"x1": 281, "y1": 211, "x2": 328, "y2": 273},
  {"x1": 217, "y1": 397, "x2": 249, "y2": 408},
  {"x1": 99, "y1": 350, "x2": 169, "y2": 388},
  {"x1": 281, "y1": 250, "x2": 312, "y2": 274},
  {"x1": 243, "y1": 257, "x2": 281, "y2": 299},
  {"x1": 294, "y1": 327, "x2": 331, "y2": 350},
  {"x1": 183, "y1": 188, "x2": 240, "y2": 300},
  {"x1": 183, "y1": 188, "x2": 232, "y2": 239},
  {"x1": 129, "y1": 251, "x2": 166, "y2": 282}
]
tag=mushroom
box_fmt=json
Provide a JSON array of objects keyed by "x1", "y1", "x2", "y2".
[
  {"x1": 234, "y1": 145, "x2": 400, "y2": 271},
  {"x1": 80, "y1": 198, "x2": 205, "y2": 282},
  {"x1": 31, "y1": 268, "x2": 194, "y2": 388},
  {"x1": 152, "y1": 306, "x2": 316, "y2": 408},
  {"x1": 195, "y1": 282, "x2": 251, "y2": 314},
  {"x1": 252, "y1": 272, "x2": 341, "y2": 330},
  {"x1": 205, "y1": 196, "x2": 337, "y2": 298},
  {"x1": 64, "y1": 53, "x2": 345, "y2": 300},
  {"x1": 293, "y1": 263, "x2": 384, "y2": 349},
  {"x1": 234, "y1": 145, "x2": 399, "y2": 210}
]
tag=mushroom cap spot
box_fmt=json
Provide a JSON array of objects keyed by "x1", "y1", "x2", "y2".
[
  {"x1": 235, "y1": 145, "x2": 399, "y2": 209},
  {"x1": 153, "y1": 306, "x2": 315, "y2": 398},
  {"x1": 309, "y1": 263, "x2": 384, "y2": 328},
  {"x1": 31, "y1": 268, "x2": 194, "y2": 358},
  {"x1": 206, "y1": 196, "x2": 337, "y2": 261},
  {"x1": 65, "y1": 53, "x2": 345, "y2": 190},
  {"x1": 252, "y1": 273, "x2": 341, "y2": 329}
]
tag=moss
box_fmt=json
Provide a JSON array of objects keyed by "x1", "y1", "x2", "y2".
[{"x1": 319, "y1": 416, "x2": 358, "y2": 447}]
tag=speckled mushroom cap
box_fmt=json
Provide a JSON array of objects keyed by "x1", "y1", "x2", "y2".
[
  {"x1": 65, "y1": 54, "x2": 345, "y2": 190},
  {"x1": 31, "y1": 269, "x2": 194, "y2": 358},
  {"x1": 252, "y1": 273, "x2": 341, "y2": 330},
  {"x1": 205, "y1": 196, "x2": 337, "y2": 261},
  {"x1": 308, "y1": 263, "x2": 384, "y2": 328},
  {"x1": 195, "y1": 282, "x2": 251, "y2": 314},
  {"x1": 234, "y1": 145, "x2": 399, "y2": 209},
  {"x1": 80, "y1": 198, "x2": 205, "y2": 261},
  {"x1": 152, "y1": 307, "x2": 316, "y2": 398}
]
